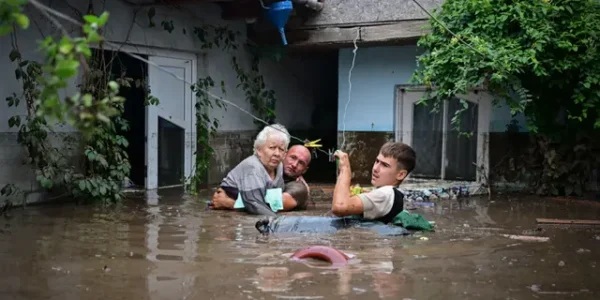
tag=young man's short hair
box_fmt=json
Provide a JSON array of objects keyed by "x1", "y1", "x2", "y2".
[
  {"x1": 379, "y1": 142, "x2": 416, "y2": 173},
  {"x1": 284, "y1": 181, "x2": 309, "y2": 210}
]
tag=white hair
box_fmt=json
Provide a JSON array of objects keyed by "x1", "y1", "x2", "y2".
[{"x1": 253, "y1": 123, "x2": 290, "y2": 153}]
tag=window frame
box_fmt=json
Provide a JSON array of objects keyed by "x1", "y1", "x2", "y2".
[{"x1": 394, "y1": 85, "x2": 492, "y2": 182}]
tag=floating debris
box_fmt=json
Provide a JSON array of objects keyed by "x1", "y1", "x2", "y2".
[{"x1": 501, "y1": 234, "x2": 549, "y2": 242}]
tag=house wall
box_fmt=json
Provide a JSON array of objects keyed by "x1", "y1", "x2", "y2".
[
  {"x1": 297, "y1": 0, "x2": 443, "y2": 28},
  {"x1": 0, "y1": 0, "x2": 328, "y2": 203},
  {"x1": 337, "y1": 45, "x2": 530, "y2": 183}
]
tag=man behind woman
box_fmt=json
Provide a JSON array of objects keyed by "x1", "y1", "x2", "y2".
[{"x1": 210, "y1": 124, "x2": 310, "y2": 216}]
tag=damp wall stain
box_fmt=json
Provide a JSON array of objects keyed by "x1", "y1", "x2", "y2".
[
  {"x1": 208, "y1": 130, "x2": 257, "y2": 185},
  {"x1": 337, "y1": 131, "x2": 395, "y2": 184}
]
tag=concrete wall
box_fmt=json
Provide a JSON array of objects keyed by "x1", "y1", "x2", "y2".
[
  {"x1": 337, "y1": 45, "x2": 530, "y2": 183},
  {"x1": 0, "y1": 0, "x2": 329, "y2": 202},
  {"x1": 298, "y1": 0, "x2": 443, "y2": 28}
]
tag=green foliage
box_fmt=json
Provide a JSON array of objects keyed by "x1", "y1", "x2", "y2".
[
  {"x1": 414, "y1": 0, "x2": 600, "y2": 196},
  {"x1": 414, "y1": 0, "x2": 600, "y2": 135},
  {"x1": 4, "y1": 43, "x2": 132, "y2": 204},
  {"x1": 192, "y1": 25, "x2": 240, "y2": 51},
  {"x1": 186, "y1": 76, "x2": 227, "y2": 194},
  {"x1": 72, "y1": 50, "x2": 134, "y2": 203},
  {"x1": 0, "y1": 0, "x2": 30, "y2": 35},
  {"x1": 37, "y1": 12, "x2": 122, "y2": 137},
  {"x1": 2, "y1": 7, "x2": 120, "y2": 138},
  {"x1": 1, "y1": 4, "x2": 136, "y2": 204},
  {"x1": 146, "y1": 6, "x2": 241, "y2": 51},
  {"x1": 232, "y1": 55, "x2": 277, "y2": 126}
]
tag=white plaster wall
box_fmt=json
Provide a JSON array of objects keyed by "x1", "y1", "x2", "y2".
[{"x1": 0, "y1": 0, "x2": 322, "y2": 133}]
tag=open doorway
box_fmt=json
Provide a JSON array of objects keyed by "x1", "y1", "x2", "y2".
[
  {"x1": 103, "y1": 50, "x2": 148, "y2": 188},
  {"x1": 157, "y1": 117, "x2": 185, "y2": 186},
  {"x1": 299, "y1": 50, "x2": 338, "y2": 183}
]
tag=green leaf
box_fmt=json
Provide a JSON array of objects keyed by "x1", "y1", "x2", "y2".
[
  {"x1": 0, "y1": 24, "x2": 13, "y2": 36},
  {"x1": 75, "y1": 43, "x2": 92, "y2": 57},
  {"x1": 87, "y1": 31, "x2": 101, "y2": 43},
  {"x1": 58, "y1": 37, "x2": 74, "y2": 54},
  {"x1": 82, "y1": 94, "x2": 92, "y2": 107},
  {"x1": 97, "y1": 113, "x2": 110, "y2": 124},
  {"x1": 9, "y1": 49, "x2": 21, "y2": 62},
  {"x1": 8, "y1": 116, "x2": 21, "y2": 128},
  {"x1": 97, "y1": 12, "x2": 110, "y2": 26},
  {"x1": 55, "y1": 59, "x2": 80, "y2": 78},
  {"x1": 12, "y1": 13, "x2": 29, "y2": 29},
  {"x1": 108, "y1": 81, "x2": 119, "y2": 91},
  {"x1": 83, "y1": 15, "x2": 99, "y2": 24},
  {"x1": 41, "y1": 178, "x2": 53, "y2": 189}
]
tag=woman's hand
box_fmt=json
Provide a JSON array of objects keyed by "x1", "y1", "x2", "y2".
[{"x1": 210, "y1": 188, "x2": 235, "y2": 210}]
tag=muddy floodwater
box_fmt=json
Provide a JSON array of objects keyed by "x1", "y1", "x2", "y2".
[{"x1": 1, "y1": 189, "x2": 599, "y2": 300}]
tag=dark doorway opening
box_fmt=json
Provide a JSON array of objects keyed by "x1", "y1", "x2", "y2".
[
  {"x1": 289, "y1": 50, "x2": 339, "y2": 184},
  {"x1": 157, "y1": 117, "x2": 185, "y2": 186},
  {"x1": 103, "y1": 50, "x2": 148, "y2": 188}
]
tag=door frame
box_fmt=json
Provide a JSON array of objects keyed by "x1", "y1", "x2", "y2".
[
  {"x1": 147, "y1": 55, "x2": 197, "y2": 190},
  {"x1": 394, "y1": 85, "x2": 491, "y2": 182},
  {"x1": 93, "y1": 43, "x2": 198, "y2": 190}
]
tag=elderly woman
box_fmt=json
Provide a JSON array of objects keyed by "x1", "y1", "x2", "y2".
[{"x1": 210, "y1": 124, "x2": 290, "y2": 216}]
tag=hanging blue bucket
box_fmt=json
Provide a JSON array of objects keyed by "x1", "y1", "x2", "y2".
[{"x1": 265, "y1": 0, "x2": 293, "y2": 45}]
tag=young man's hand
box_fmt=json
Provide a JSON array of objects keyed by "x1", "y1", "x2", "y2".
[{"x1": 333, "y1": 150, "x2": 351, "y2": 170}]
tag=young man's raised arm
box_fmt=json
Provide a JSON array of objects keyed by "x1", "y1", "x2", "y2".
[{"x1": 331, "y1": 151, "x2": 365, "y2": 216}]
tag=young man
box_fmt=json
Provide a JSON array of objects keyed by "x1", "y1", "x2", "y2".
[{"x1": 331, "y1": 142, "x2": 416, "y2": 223}]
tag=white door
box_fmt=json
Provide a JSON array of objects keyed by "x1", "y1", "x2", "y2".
[{"x1": 146, "y1": 56, "x2": 196, "y2": 190}]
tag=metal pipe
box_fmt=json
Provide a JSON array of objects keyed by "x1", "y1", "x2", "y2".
[{"x1": 292, "y1": 0, "x2": 324, "y2": 11}]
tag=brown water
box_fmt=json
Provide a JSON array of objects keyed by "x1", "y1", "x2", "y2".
[{"x1": 1, "y1": 189, "x2": 599, "y2": 300}]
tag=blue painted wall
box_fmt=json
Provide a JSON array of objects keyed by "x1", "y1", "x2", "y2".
[
  {"x1": 337, "y1": 45, "x2": 529, "y2": 133},
  {"x1": 338, "y1": 45, "x2": 422, "y2": 132}
]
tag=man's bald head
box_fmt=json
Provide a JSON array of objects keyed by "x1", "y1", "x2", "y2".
[{"x1": 283, "y1": 145, "x2": 311, "y2": 179}]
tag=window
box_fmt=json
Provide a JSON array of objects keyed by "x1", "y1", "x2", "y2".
[{"x1": 394, "y1": 87, "x2": 491, "y2": 182}]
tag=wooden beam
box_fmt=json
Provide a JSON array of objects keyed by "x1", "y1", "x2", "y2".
[
  {"x1": 249, "y1": 20, "x2": 431, "y2": 49},
  {"x1": 361, "y1": 20, "x2": 430, "y2": 43},
  {"x1": 536, "y1": 218, "x2": 600, "y2": 225}
]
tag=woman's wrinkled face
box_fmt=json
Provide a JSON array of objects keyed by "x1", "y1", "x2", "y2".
[{"x1": 256, "y1": 137, "x2": 287, "y2": 171}]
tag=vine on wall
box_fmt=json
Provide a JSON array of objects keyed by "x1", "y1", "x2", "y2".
[
  {"x1": 147, "y1": 6, "x2": 281, "y2": 192},
  {"x1": 186, "y1": 76, "x2": 227, "y2": 194},
  {"x1": 0, "y1": 5, "x2": 145, "y2": 206},
  {"x1": 231, "y1": 55, "x2": 277, "y2": 126}
]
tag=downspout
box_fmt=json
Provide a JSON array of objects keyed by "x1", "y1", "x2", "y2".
[{"x1": 291, "y1": 0, "x2": 324, "y2": 11}]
